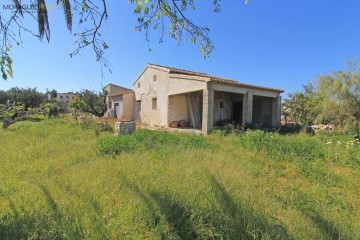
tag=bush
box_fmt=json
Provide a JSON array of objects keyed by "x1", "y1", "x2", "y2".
[
  {"x1": 98, "y1": 129, "x2": 211, "y2": 155},
  {"x1": 235, "y1": 130, "x2": 324, "y2": 161}
]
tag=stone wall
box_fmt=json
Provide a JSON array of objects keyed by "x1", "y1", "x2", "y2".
[
  {"x1": 133, "y1": 67, "x2": 169, "y2": 127},
  {"x1": 139, "y1": 87, "x2": 162, "y2": 126},
  {"x1": 115, "y1": 121, "x2": 136, "y2": 136}
]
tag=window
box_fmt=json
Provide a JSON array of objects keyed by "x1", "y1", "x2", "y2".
[
  {"x1": 137, "y1": 82, "x2": 141, "y2": 88},
  {"x1": 220, "y1": 101, "x2": 224, "y2": 108},
  {"x1": 153, "y1": 75, "x2": 157, "y2": 82},
  {"x1": 60, "y1": 96, "x2": 63, "y2": 99},
  {"x1": 66, "y1": 96, "x2": 69, "y2": 98},
  {"x1": 152, "y1": 97, "x2": 157, "y2": 109},
  {"x1": 136, "y1": 100, "x2": 141, "y2": 111}
]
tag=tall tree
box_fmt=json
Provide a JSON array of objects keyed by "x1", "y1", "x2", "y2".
[
  {"x1": 317, "y1": 59, "x2": 360, "y2": 138},
  {"x1": 4, "y1": 87, "x2": 45, "y2": 109},
  {"x1": 282, "y1": 84, "x2": 321, "y2": 125},
  {"x1": 79, "y1": 89, "x2": 107, "y2": 118},
  {"x1": 1, "y1": 0, "x2": 251, "y2": 80}
]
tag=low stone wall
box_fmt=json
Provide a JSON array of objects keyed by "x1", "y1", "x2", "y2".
[{"x1": 115, "y1": 121, "x2": 136, "y2": 136}]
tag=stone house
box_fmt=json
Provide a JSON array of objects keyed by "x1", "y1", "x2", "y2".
[
  {"x1": 56, "y1": 92, "x2": 76, "y2": 104},
  {"x1": 133, "y1": 64, "x2": 284, "y2": 135},
  {"x1": 103, "y1": 83, "x2": 135, "y2": 120}
]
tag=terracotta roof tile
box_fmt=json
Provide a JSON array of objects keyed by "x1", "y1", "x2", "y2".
[{"x1": 149, "y1": 63, "x2": 284, "y2": 93}]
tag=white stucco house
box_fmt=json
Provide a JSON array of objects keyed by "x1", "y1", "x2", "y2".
[
  {"x1": 132, "y1": 64, "x2": 284, "y2": 135},
  {"x1": 103, "y1": 84, "x2": 135, "y2": 120},
  {"x1": 56, "y1": 92, "x2": 76, "y2": 104}
]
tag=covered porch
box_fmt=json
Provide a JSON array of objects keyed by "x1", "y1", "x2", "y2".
[{"x1": 167, "y1": 85, "x2": 282, "y2": 135}]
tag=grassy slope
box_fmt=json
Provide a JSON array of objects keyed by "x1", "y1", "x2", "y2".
[{"x1": 0, "y1": 119, "x2": 359, "y2": 239}]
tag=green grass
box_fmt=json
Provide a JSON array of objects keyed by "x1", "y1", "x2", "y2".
[{"x1": 0, "y1": 118, "x2": 359, "y2": 239}]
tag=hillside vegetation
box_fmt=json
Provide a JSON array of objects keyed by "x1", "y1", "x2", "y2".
[{"x1": 0, "y1": 118, "x2": 359, "y2": 239}]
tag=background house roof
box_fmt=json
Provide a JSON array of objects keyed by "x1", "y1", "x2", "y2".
[
  {"x1": 109, "y1": 91, "x2": 134, "y2": 97},
  {"x1": 148, "y1": 63, "x2": 284, "y2": 93},
  {"x1": 103, "y1": 83, "x2": 132, "y2": 92}
]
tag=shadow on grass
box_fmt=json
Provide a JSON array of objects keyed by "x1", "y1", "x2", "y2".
[
  {"x1": 300, "y1": 209, "x2": 349, "y2": 240},
  {"x1": 121, "y1": 174, "x2": 292, "y2": 239},
  {"x1": 88, "y1": 196, "x2": 110, "y2": 239},
  {"x1": 278, "y1": 188, "x2": 353, "y2": 239},
  {"x1": 209, "y1": 175, "x2": 293, "y2": 239},
  {"x1": 150, "y1": 192, "x2": 200, "y2": 239},
  {"x1": 121, "y1": 175, "x2": 205, "y2": 239},
  {"x1": 0, "y1": 185, "x2": 84, "y2": 240}
]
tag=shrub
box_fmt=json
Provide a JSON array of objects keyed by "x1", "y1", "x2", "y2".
[
  {"x1": 235, "y1": 130, "x2": 324, "y2": 161},
  {"x1": 98, "y1": 129, "x2": 211, "y2": 155}
]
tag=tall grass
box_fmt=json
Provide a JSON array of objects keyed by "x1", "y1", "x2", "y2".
[{"x1": 0, "y1": 119, "x2": 359, "y2": 239}]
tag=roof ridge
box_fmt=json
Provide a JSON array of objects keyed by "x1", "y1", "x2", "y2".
[{"x1": 148, "y1": 63, "x2": 284, "y2": 93}]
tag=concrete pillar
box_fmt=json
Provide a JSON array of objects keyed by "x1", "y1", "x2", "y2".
[
  {"x1": 202, "y1": 88, "x2": 214, "y2": 135},
  {"x1": 272, "y1": 95, "x2": 282, "y2": 127},
  {"x1": 242, "y1": 91, "x2": 253, "y2": 125}
]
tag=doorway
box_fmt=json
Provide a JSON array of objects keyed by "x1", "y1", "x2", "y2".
[
  {"x1": 114, "y1": 103, "x2": 120, "y2": 118},
  {"x1": 232, "y1": 102, "x2": 243, "y2": 124}
]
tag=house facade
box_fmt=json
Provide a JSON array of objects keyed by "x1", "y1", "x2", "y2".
[
  {"x1": 56, "y1": 92, "x2": 75, "y2": 104},
  {"x1": 103, "y1": 84, "x2": 135, "y2": 120},
  {"x1": 133, "y1": 64, "x2": 284, "y2": 135}
]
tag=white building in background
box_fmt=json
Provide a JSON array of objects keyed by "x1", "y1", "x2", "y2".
[
  {"x1": 56, "y1": 93, "x2": 76, "y2": 104},
  {"x1": 103, "y1": 84, "x2": 135, "y2": 120}
]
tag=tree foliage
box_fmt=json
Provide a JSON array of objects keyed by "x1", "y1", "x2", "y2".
[
  {"x1": 70, "y1": 95, "x2": 85, "y2": 121},
  {"x1": 284, "y1": 59, "x2": 360, "y2": 138},
  {"x1": 0, "y1": 87, "x2": 45, "y2": 109},
  {"x1": 283, "y1": 84, "x2": 320, "y2": 125},
  {"x1": 1, "y1": 0, "x2": 251, "y2": 80},
  {"x1": 316, "y1": 60, "x2": 360, "y2": 138},
  {"x1": 79, "y1": 89, "x2": 107, "y2": 118},
  {"x1": 0, "y1": 101, "x2": 43, "y2": 129}
]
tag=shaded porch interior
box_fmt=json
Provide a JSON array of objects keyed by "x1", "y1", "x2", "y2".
[{"x1": 168, "y1": 91, "x2": 275, "y2": 129}]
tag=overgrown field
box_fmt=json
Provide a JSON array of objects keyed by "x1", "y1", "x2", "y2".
[{"x1": 0, "y1": 119, "x2": 359, "y2": 239}]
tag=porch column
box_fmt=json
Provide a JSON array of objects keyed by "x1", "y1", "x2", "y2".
[
  {"x1": 242, "y1": 91, "x2": 253, "y2": 125},
  {"x1": 202, "y1": 88, "x2": 214, "y2": 135},
  {"x1": 272, "y1": 95, "x2": 281, "y2": 127}
]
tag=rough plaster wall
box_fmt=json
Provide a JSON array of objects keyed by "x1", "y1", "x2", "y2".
[
  {"x1": 168, "y1": 94, "x2": 189, "y2": 124},
  {"x1": 168, "y1": 77, "x2": 207, "y2": 95},
  {"x1": 213, "y1": 92, "x2": 233, "y2": 124},
  {"x1": 133, "y1": 67, "x2": 169, "y2": 127},
  {"x1": 123, "y1": 93, "x2": 135, "y2": 121},
  {"x1": 134, "y1": 101, "x2": 141, "y2": 121}
]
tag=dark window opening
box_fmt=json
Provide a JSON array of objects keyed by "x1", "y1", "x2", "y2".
[
  {"x1": 152, "y1": 97, "x2": 157, "y2": 109},
  {"x1": 220, "y1": 101, "x2": 224, "y2": 108}
]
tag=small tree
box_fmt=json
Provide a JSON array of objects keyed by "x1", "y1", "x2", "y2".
[
  {"x1": 70, "y1": 96, "x2": 86, "y2": 122},
  {"x1": 0, "y1": 101, "x2": 43, "y2": 129},
  {"x1": 79, "y1": 90, "x2": 108, "y2": 118},
  {"x1": 317, "y1": 60, "x2": 360, "y2": 139},
  {"x1": 42, "y1": 102, "x2": 67, "y2": 118},
  {"x1": 283, "y1": 84, "x2": 321, "y2": 125},
  {"x1": 4, "y1": 87, "x2": 45, "y2": 109}
]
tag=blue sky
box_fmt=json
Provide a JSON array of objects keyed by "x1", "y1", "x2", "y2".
[{"x1": 1, "y1": 0, "x2": 360, "y2": 97}]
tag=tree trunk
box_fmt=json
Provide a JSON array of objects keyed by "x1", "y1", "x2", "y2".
[
  {"x1": 2, "y1": 120, "x2": 11, "y2": 129},
  {"x1": 355, "y1": 121, "x2": 359, "y2": 141}
]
